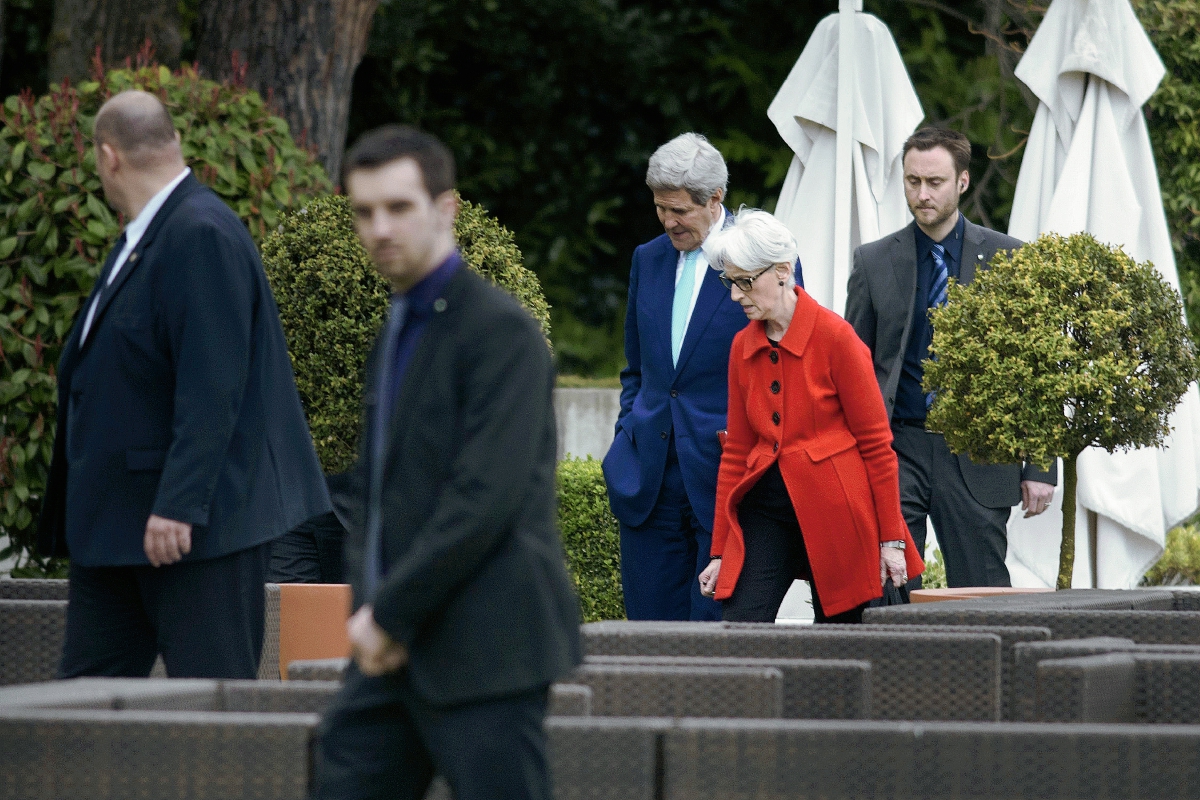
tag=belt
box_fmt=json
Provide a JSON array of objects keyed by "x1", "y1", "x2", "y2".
[{"x1": 891, "y1": 417, "x2": 926, "y2": 429}]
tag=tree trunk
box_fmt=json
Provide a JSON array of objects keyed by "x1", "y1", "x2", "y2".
[
  {"x1": 48, "y1": 0, "x2": 181, "y2": 84},
  {"x1": 1056, "y1": 453, "x2": 1080, "y2": 590},
  {"x1": 194, "y1": 0, "x2": 380, "y2": 182}
]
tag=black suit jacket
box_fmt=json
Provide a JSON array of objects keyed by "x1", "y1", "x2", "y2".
[
  {"x1": 38, "y1": 174, "x2": 330, "y2": 565},
  {"x1": 845, "y1": 218, "x2": 1056, "y2": 508},
  {"x1": 347, "y1": 267, "x2": 582, "y2": 707}
]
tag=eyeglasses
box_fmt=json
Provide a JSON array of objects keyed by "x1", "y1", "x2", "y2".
[{"x1": 718, "y1": 266, "x2": 772, "y2": 292}]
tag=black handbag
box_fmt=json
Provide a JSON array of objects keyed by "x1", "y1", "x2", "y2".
[{"x1": 869, "y1": 580, "x2": 910, "y2": 607}]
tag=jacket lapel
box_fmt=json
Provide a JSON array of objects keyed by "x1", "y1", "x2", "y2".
[
  {"x1": 650, "y1": 242, "x2": 677, "y2": 367},
  {"x1": 959, "y1": 217, "x2": 988, "y2": 286},
  {"x1": 79, "y1": 175, "x2": 201, "y2": 355},
  {"x1": 890, "y1": 223, "x2": 919, "y2": 355}
]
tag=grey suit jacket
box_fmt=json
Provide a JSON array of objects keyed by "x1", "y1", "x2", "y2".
[{"x1": 844, "y1": 218, "x2": 1056, "y2": 509}]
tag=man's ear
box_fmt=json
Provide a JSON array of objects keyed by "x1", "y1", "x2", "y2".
[
  {"x1": 98, "y1": 141, "x2": 120, "y2": 172},
  {"x1": 957, "y1": 170, "x2": 971, "y2": 194},
  {"x1": 709, "y1": 188, "x2": 725, "y2": 211},
  {"x1": 435, "y1": 189, "x2": 459, "y2": 223}
]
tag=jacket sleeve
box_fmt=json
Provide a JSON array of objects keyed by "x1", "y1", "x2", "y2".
[
  {"x1": 844, "y1": 246, "x2": 875, "y2": 352},
  {"x1": 152, "y1": 218, "x2": 255, "y2": 526},
  {"x1": 370, "y1": 308, "x2": 555, "y2": 643},
  {"x1": 616, "y1": 249, "x2": 642, "y2": 430},
  {"x1": 1021, "y1": 461, "x2": 1058, "y2": 485},
  {"x1": 829, "y1": 323, "x2": 911, "y2": 547},
  {"x1": 711, "y1": 335, "x2": 752, "y2": 558}
]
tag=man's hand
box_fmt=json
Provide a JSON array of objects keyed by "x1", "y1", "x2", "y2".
[
  {"x1": 1021, "y1": 480, "x2": 1056, "y2": 518},
  {"x1": 348, "y1": 605, "x2": 408, "y2": 677},
  {"x1": 144, "y1": 514, "x2": 192, "y2": 566}
]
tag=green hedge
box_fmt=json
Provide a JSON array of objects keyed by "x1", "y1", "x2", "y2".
[
  {"x1": 557, "y1": 456, "x2": 625, "y2": 622},
  {"x1": 262, "y1": 193, "x2": 551, "y2": 474},
  {"x1": 0, "y1": 64, "x2": 330, "y2": 574}
]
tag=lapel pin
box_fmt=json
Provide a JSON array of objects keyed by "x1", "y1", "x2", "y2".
[
  {"x1": 977, "y1": 254, "x2": 983, "y2": 260},
  {"x1": 433, "y1": 298, "x2": 448, "y2": 313},
  {"x1": 129, "y1": 253, "x2": 139, "y2": 262}
]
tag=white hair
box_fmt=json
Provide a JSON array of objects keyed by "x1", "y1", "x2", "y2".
[
  {"x1": 645, "y1": 132, "x2": 728, "y2": 206},
  {"x1": 703, "y1": 208, "x2": 799, "y2": 288}
]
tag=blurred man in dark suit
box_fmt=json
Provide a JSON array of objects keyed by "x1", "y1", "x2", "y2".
[
  {"x1": 313, "y1": 125, "x2": 581, "y2": 800},
  {"x1": 37, "y1": 90, "x2": 330, "y2": 679}
]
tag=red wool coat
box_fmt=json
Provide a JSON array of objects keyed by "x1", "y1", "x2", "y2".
[{"x1": 711, "y1": 288, "x2": 924, "y2": 616}]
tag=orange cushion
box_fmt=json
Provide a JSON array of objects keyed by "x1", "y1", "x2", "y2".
[
  {"x1": 277, "y1": 583, "x2": 352, "y2": 680},
  {"x1": 910, "y1": 587, "x2": 1055, "y2": 604}
]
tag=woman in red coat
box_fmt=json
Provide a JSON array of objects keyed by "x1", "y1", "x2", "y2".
[{"x1": 698, "y1": 209, "x2": 924, "y2": 622}]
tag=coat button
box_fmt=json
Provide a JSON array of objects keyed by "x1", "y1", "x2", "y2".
[
  {"x1": 769, "y1": 350, "x2": 779, "y2": 364},
  {"x1": 773, "y1": 441, "x2": 779, "y2": 452},
  {"x1": 772, "y1": 411, "x2": 780, "y2": 425},
  {"x1": 670, "y1": 390, "x2": 678, "y2": 398},
  {"x1": 770, "y1": 381, "x2": 780, "y2": 394},
  {"x1": 661, "y1": 431, "x2": 668, "y2": 439}
]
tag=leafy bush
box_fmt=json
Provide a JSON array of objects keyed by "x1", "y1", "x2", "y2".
[
  {"x1": 926, "y1": 233, "x2": 1200, "y2": 588},
  {"x1": 0, "y1": 62, "x2": 330, "y2": 573},
  {"x1": 1143, "y1": 520, "x2": 1200, "y2": 586},
  {"x1": 557, "y1": 456, "x2": 625, "y2": 622},
  {"x1": 262, "y1": 193, "x2": 552, "y2": 473}
]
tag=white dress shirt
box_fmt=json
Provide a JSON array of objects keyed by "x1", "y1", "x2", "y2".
[
  {"x1": 79, "y1": 167, "x2": 191, "y2": 345},
  {"x1": 673, "y1": 209, "x2": 730, "y2": 331}
]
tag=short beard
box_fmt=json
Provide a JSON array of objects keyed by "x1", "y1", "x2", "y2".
[{"x1": 911, "y1": 200, "x2": 959, "y2": 230}]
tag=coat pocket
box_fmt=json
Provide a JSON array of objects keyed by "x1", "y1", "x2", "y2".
[
  {"x1": 804, "y1": 430, "x2": 857, "y2": 462},
  {"x1": 126, "y1": 448, "x2": 167, "y2": 471}
]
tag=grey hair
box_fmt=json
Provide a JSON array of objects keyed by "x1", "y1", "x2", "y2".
[
  {"x1": 646, "y1": 132, "x2": 729, "y2": 206},
  {"x1": 703, "y1": 208, "x2": 799, "y2": 288}
]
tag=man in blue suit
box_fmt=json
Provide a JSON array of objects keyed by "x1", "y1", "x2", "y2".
[
  {"x1": 604, "y1": 133, "x2": 802, "y2": 620},
  {"x1": 37, "y1": 91, "x2": 330, "y2": 678}
]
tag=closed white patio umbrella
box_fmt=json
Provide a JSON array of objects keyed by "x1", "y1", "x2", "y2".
[
  {"x1": 1005, "y1": 0, "x2": 1200, "y2": 588},
  {"x1": 768, "y1": 0, "x2": 923, "y2": 314}
]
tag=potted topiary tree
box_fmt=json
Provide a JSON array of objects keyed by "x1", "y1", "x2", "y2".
[{"x1": 924, "y1": 232, "x2": 1200, "y2": 589}]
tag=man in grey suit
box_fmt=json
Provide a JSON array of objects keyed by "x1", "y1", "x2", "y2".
[{"x1": 845, "y1": 127, "x2": 1057, "y2": 588}]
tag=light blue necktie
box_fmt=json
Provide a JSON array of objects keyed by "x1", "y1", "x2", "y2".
[
  {"x1": 671, "y1": 250, "x2": 700, "y2": 366},
  {"x1": 925, "y1": 242, "x2": 948, "y2": 411},
  {"x1": 364, "y1": 295, "x2": 408, "y2": 599}
]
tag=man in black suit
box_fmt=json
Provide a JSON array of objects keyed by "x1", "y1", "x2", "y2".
[
  {"x1": 37, "y1": 91, "x2": 330, "y2": 678},
  {"x1": 313, "y1": 125, "x2": 582, "y2": 800},
  {"x1": 845, "y1": 127, "x2": 1057, "y2": 588}
]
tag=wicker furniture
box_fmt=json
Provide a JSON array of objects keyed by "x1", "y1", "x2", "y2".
[
  {"x1": 583, "y1": 621, "x2": 1003, "y2": 721},
  {"x1": 585, "y1": 655, "x2": 871, "y2": 719},
  {"x1": 0, "y1": 599, "x2": 66, "y2": 685}
]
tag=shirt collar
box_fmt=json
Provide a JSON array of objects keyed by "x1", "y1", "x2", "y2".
[
  {"x1": 124, "y1": 167, "x2": 191, "y2": 242},
  {"x1": 914, "y1": 212, "x2": 965, "y2": 266},
  {"x1": 399, "y1": 250, "x2": 462, "y2": 317}
]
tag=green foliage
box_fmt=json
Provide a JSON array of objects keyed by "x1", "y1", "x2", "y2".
[
  {"x1": 262, "y1": 193, "x2": 551, "y2": 473},
  {"x1": 1142, "y1": 520, "x2": 1200, "y2": 586},
  {"x1": 1135, "y1": 0, "x2": 1200, "y2": 335},
  {"x1": 925, "y1": 232, "x2": 1200, "y2": 588},
  {"x1": 922, "y1": 547, "x2": 948, "y2": 590},
  {"x1": 925, "y1": 233, "x2": 1200, "y2": 470},
  {"x1": 0, "y1": 63, "x2": 330, "y2": 573},
  {"x1": 556, "y1": 456, "x2": 625, "y2": 622}
]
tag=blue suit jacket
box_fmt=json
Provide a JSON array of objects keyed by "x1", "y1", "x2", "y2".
[
  {"x1": 603, "y1": 223, "x2": 803, "y2": 531},
  {"x1": 37, "y1": 175, "x2": 330, "y2": 566}
]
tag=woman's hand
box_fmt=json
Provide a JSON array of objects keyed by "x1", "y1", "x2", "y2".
[
  {"x1": 698, "y1": 558, "x2": 722, "y2": 598},
  {"x1": 880, "y1": 547, "x2": 907, "y2": 587}
]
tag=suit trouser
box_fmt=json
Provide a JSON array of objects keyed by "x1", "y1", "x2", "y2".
[
  {"x1": 313, "y1": 665, "x2": 551, "y2": 800},
  {"x1": 58, "y1": 542, "x2": 269, "y2": 679},
  {"x1": 891, "y1": 422, "x2": 1011, "y2": 588},
  {"x1": 618, "y1": 440, "x2": 722, "y2": 621},
  {"x1": 268, "y1": 511, "x2": 347, "y2": 584}
]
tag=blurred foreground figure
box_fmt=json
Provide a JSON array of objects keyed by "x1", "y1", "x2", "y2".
[
  {"x1": 313, "y1": 125, "x2": 581, "y2": 800},
  {"x1": 38, "y1": 90, "x2": 330, "y2": 678}
]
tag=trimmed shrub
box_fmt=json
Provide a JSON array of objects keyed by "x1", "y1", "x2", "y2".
[
  {"x1": 262, "y1": 192, "x2": 551, "y2": 473},
  {"x1": 1143, "y1": 521, "x2": 1200, "y2": 586},
  {"x1": 557, "y1": 456, "x2": 625, "y2": 622},
  {"x1": 0, "y1": 63, "x2": 330, "y2": 573}
]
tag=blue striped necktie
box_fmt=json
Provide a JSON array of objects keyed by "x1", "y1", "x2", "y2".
[
  {"x1": 672, "y1": 249, "x2": 700, "y2": 367},
  {"x1": 925, "y1": 242, "x2": 948, "y2": 411}
]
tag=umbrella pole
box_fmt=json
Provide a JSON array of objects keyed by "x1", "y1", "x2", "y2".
[{"x1": 833, "y1": 0, "x2": 862, "y2": 308}]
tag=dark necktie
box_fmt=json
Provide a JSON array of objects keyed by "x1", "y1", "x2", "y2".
[
  {"x1": 925, "y1": 242, "x2": 948, "y2": 411},
  {"x1": 364, "y1": 295, "x2": 409, "y2": 599},
  {"x1": 79, "y1": 232, "x2": 127, "y2": 347}
]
